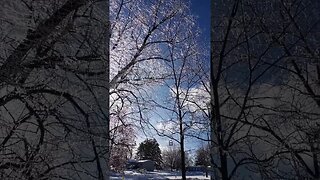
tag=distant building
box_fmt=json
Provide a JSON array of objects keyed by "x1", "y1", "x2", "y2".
[
  {"x1": 126, "y1": 159, "x2": 155, "y2": 171},
  {"x1": 186, "y1": 166, "x2": 207, "y2": 172}
]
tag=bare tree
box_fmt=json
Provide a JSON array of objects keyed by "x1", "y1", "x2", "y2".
[
  {"x1": 109, "y1": 1, "x2": 206, "y2": 178},
  {"x1": 210, "y1": 0, "x2": 320, "y2": 179},
  {"x1": 109, "y1": 0, "x2": 203, "y2": 161},
  {"x1": 0, "y1": 0, "x2": 109, "y2": 179},
  {"x1": 162, "y1": 146, "x2": 192, "y2": 171},
  {"x1": 109, "y1": 110, "x2": 135, "y2": 172},
  {"x1": 242, "y1": 0, "x2": 320, "y2": 178},
  {"x1": 149, "y1": 15, "x2": 202, "y2": 179}
]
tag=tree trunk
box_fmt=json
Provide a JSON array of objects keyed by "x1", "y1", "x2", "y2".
[
  {"x1": 106, "y1": 0, "x2": 110, "y2": 179},
  {"x1": 210, "y1": 0, "x2": 239, "y2": 179},
  {"x1": 180, "y1": 120, "x2": 187, "y2": 180},
  {"x1": 212, "y1": 83, "x2": 229, "y2": 180}
]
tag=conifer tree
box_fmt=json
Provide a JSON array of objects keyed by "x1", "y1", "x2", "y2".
[{"x1": 136, "y1": 138, "x2": 163, "y2": 169}]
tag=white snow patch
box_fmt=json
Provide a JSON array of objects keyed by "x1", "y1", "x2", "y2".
[{"x1": 111, "y1": 170, "x2": 210, "y2": 180}]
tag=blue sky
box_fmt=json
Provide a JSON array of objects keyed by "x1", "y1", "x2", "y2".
[
  {"x1": 135, "y1": 0, "x2": 211, "y2": 158},
  {"x1": 190, "y1": 0, "x2": 211, "y2": 69},
  {"x1": 190, "y1": 0, "x2": 211, "y2": 48}
]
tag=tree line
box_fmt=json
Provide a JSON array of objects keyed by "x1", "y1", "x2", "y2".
[{"x1": 118, "y1": 138, "x2": 208, "y2": 172}]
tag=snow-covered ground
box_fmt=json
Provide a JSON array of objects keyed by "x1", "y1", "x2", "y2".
[{"x1": 111, "y1": 170, "x2": 210, "y2": 180}]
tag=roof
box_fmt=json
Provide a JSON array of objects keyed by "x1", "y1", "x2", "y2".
[{"x1": 138, "y1": 160, "x2": 154, "y2": 163}]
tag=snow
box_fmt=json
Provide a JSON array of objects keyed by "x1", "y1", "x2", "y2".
[{"x1": 111, "y1": 170, "x2": 210, "y2": 180}]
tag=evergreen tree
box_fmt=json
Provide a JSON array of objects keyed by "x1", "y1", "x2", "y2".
[
  {"x1": 195, "y1": 145, "x2": 210, "y2": 167},
  {"x1": 136, "y1": 138, "x2": 162, "y2": 169}
]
